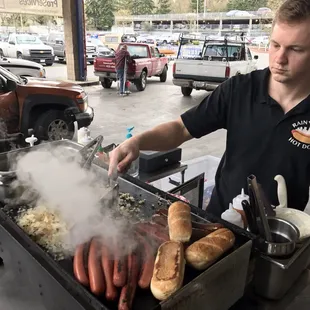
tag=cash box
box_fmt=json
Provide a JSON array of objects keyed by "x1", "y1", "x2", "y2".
[{"x1": 139, "y1": 148, "x2": 182, "y2": 173}]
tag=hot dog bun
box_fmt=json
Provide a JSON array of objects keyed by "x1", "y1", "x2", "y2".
[
  {"x1": 185, "y1": 228, "x2": 235, "y2": 270},
  {"x1": 168, "y1": 201, "x2": 192, "y2": 242},
  {"x1": 292, "y1": 130, "x2": 310, "y2": 144},
  {"x1": 150, "y1": 241, "x2": 185, "y2": 301}
]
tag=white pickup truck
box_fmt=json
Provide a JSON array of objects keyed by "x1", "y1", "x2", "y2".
[
  {"x1": 173, "y1": 39, "x2": 258, "y2": 96},
  {"x1": 0, "y1": 33, "x2": 55, "y2": 66}
]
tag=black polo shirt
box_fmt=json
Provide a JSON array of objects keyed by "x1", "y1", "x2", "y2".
[{"x1": 181, "y1": 68, "x2": 310, "y2": 217}]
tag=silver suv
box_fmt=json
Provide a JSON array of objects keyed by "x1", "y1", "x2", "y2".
[{"x1": 46, "y1": 33, "x2": 97, "y2": 64}]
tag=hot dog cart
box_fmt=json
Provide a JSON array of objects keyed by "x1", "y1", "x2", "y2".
[{"x1": 0, "y1": 140, "x2": 310, "y2": 310}]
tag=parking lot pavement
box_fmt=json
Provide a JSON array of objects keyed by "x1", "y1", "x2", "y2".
[
  {"x1": 46, "y1": 52, "x2": 268, "y2": 162},
  {"x1": 45, "y1": 62, "x2": 96, "y2": 81}
]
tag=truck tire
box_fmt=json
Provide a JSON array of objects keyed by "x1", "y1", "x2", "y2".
[
  {"x1": 34, "y1": 110, "x2": 75, "y2": 141},
  {"x1": 17, "y1": 52, "x2": 23, "y2": 59},
  {"x1": 135, "y1": 70, "x2": 147, "y2": 91},
  {"x1": 181, "y1": 87, "x2": 193, "y2": 96},
  {"x1": 101, "y1": 78, "x2": 113, "y2": 89},
  {"x1": 159, "y1": 66, "x2": 167, "y2": 82}
]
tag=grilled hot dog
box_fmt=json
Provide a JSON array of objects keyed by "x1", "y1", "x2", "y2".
[
  {"x1": 136, "y1": 233, "x2": 155, "y2": 289},
  {"x1": 113, "y1": 242, "x2": 128, "y2": 288},
  {"x1": 101, "y1": 243, "x2": 118, "y2": 301},
  {"x1": 88, "y1": 238, "x2": 105, "y2": 296},
  {"x1": 118, "y1": 250, "x2": 139, "y2": 310},
  {"x1": 73, "y1": 243, "x2": 89, "y2": 287}
]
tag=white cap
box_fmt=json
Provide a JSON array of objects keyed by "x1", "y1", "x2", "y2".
[
  {"x1": 25, "y1": 134, "x2": 38, "y2": 147},
  {"x1": 232, "y1": 188, "x2": 249, "y2": 211},
  {"x1": 221, "y1": 203, "x2": 243, "y2": 227}
]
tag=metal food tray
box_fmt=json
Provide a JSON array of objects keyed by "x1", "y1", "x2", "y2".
[
  {"x1": 0, "y1": 140, "x2": 253, "y2": 310},
  {"x1": 253, "y1": 237, "x2": 310, "y2": 300}
]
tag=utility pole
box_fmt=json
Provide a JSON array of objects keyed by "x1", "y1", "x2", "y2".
[{"x1": 196, "y1": 0, "x2": 199, "y2": 32}]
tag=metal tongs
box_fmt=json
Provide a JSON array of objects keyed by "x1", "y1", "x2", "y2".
[
  {"x1": 99, "y1": 146, "x2": 120, "y2": 210},
  {"x1": 79, "y1": 135, "x2": 104, "y2": 169},
  {"x1": 247, "y1": 175, "x2": 273, "y2": 242}
]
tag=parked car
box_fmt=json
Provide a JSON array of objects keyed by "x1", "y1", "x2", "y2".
[
  {"x1": 94, "y1": 43, "x2": 168, "y2": 91},
  {"x1": 46, "y1": 33, "x2": 97, "y2": 64},
  {"x1": 0, "y1": 66, "x2": 93, "y2": 150},
  {"x1": 0, "y1": 56, "x2": 46, "y2": 78},
  {"x1": 257, "y1": 7, "x2": 272, "y2": 16},
  {"x1": 0, "y1": 33, "x2": 55, "y2": 66},
  {"x1": 173, "y1": 39, "x2": 258, "y2": 96},
  {"x1": 86, "y1": 37, "x2": 115, "y2": 55}
]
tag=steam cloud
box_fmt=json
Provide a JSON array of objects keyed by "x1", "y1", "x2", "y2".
[{"x1": 8, "y1": 145, "x2": 135, "y2": 256}]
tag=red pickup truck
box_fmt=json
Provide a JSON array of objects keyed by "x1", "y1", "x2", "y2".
[{"x1": 94, "y1": 43, "x2": 168, "y2": 91}]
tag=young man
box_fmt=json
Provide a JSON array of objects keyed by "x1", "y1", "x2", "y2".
[
  {"x1": 109, "y1": 0, "x2": 310, "y2": 217},
  {"x1": 115, "y1": 45, "x2": 131, "y2": 96}
]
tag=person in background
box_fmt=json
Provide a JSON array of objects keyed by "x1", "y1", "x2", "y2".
[
  {"x1": 108, "y1": 0, "x2": 310, "y2": 218},
  {"x1": 115, "y1": 45, "x2": 131, "y2": 96}
]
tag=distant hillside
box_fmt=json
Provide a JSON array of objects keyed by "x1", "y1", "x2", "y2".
[{"x1": 169, "y1": 0, "x2": 229, "y2": 13}]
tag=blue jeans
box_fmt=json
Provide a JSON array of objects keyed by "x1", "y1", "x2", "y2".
[{"x1": 116, "y1": 69, "x2": 127, "y2": 94}]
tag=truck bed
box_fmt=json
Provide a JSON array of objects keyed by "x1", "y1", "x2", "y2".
[{"x1": 173, "y1": 58, "x2": 228, "y2": 83}]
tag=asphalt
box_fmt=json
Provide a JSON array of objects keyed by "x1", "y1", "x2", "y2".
[{"x1": 45, "y1": 52, "x2": 269, "y2": 162}]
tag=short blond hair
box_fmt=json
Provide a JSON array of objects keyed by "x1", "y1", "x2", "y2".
[{"x1": 274, "y1": 0, "x2": 310, "y2": 24}]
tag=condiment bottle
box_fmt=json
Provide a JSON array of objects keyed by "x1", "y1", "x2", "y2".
[
  {"x1": 126, "y1": 126, "x2": 139, "y2": 177},
  {"x1": 221, "y1": 203, "x2": 244, "y2": 228},
  {"x1": 96, "y1": 146, "x2": 109, "y2": 164},
  {"x1": 232, "y1": 188, "x2": 249, "y2": 228}
]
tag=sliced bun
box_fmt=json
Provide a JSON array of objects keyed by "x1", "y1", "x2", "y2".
[
  {"x1": 150, "y1": 241, "x2": 185, "y2": 301},
  {"x1": 168, "y1": 201, "x2": 192, "y2": 242},
  {"x1": 185, "y1": 228, "x2": 235, "y2": 270}
]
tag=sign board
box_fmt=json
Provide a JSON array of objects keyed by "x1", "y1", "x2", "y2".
[{"x1": 0, "y1": 0, "x2": 63, "y2": 17}]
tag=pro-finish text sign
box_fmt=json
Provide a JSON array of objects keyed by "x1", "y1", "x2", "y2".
[{"x1": 0, "y1": 0, "x2": 63, "y2": 17}]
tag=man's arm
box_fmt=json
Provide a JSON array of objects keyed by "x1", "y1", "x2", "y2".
[
  {"x1": 135, "y1": 117, "x2": 193, "y2": 151},
  {"x1": 108, "y1": 118, "x2": 192, "y2": 174}
]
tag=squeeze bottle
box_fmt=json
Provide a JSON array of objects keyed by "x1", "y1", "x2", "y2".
[
  {"x1": 221, "y1": 203, "x2": 244, "y2": 228},
  {"x1": 232, "y1": 188, "x2": 249, "y2": 228}
]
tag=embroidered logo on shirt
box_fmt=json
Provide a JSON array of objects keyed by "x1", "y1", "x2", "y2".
[{"x1": 289, "y1": 120, "x2": 310, "y2": 148}]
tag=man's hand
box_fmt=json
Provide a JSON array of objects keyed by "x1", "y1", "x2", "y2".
[{"x1": 108, "y1": 137, "x2": 140, "y2": 176}]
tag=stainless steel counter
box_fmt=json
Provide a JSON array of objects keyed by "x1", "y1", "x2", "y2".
[
  {"x1": 1, "y1": 257, "x2": 310, "y2": 310},
  {"x1": 0, "y1": 263, "x2": 46, "y2": 310},
  {"x1": 231, "y1": 269, "x2": 310, "y2": 310}
]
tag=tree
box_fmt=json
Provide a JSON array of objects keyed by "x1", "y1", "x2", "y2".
[
  {"x1": 114, "y1": 0, "x2": 132, "y2": 12},
  {"x1": 31, "y1": 15, "x2": 57, "y2": 26},
  {"x1": 131, "y1": 0, "x2": 155, "y2": 15},
  {"x1": 156, "y1": 0, "x2": 171, "y2": 14},
  {"x1": 85, "y1": 0, "x2": 114, "y2": 30},
  {"x1": 227, "y1": 0, "x2": 267, "y2": 11},
  {"x1": 267, "y1": 0, "x2": 285, "y2": 11},
  {"x1": 191, "y1": 0, "x2": 204, "y2": 13}
]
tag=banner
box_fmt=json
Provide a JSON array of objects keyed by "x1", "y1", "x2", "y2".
[{"x1": 0, "y1": 0, "x2": 63, "y2": 17}]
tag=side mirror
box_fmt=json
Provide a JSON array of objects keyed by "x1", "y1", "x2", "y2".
[
  {"x1": 254, "y1": 55, "x2": 259, "y2": 60},
  {"x1": 7, "y1": 79, "x2": 17, "y2": 92},
  {"x1": 9, "y1": 41, "x2": 15, "y2": 45}
]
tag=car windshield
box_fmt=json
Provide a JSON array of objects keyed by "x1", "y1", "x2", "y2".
[
  {"x1": 124, "y1": 45, "x2": 148, "y2": 58},
  {"x1": 16, "y1": 35, "x2": 42, "y2": 45},
  {"x1": 0, "y1": 66, "x2": 21, "y2": 84},
  {"x1": 204, "y1": 45, "x2": 241, "y2": 57},
  {"x1": 89, "y1": 38, "x2": 104, "y2": 46}
]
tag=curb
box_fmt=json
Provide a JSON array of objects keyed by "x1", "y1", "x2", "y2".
[{"x1": 56, "y1": 79, "x2": 100, "y2": 87}]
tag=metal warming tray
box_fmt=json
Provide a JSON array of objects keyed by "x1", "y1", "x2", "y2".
[
  {"x1": 0, "y1": 140, "x2": 253, "y2": 310},
  {"x1": 253, "y1": 237, "x2": 310, "y2": 300}
]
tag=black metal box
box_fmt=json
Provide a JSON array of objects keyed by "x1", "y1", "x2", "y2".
[{"x1": 139, "y1": 148, "x2": 182, "y2": 173}]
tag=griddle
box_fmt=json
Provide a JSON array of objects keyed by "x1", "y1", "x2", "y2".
[{"x1": 0, "y1": 140, "x2": 254, "y2": 310}]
